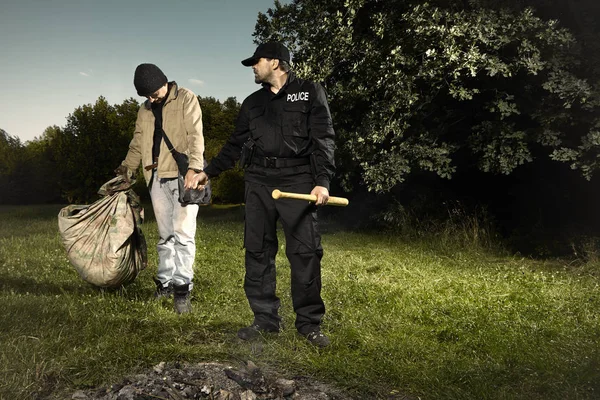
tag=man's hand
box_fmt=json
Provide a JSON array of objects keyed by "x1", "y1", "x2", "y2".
[
  {"x1": 310, "y1": 186, "x2": 329, "y2": 206},
  {"x1": 114, "y1": 165, "x2": 130, "y2": 183},
  {"x1": 184, "y1": 169, "x2": 208, "y2": 190},
  {"x1": 197, "y1": 171, "x2": 209, "y2": 186}
]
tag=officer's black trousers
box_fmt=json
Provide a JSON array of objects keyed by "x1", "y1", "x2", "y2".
[{"x1": 243, "y1": 181, "x2": 324, "y2": 335}]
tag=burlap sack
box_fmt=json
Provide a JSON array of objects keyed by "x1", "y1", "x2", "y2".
[{"x1": 58, "y1": 176, "x2": 147, "y2": 288}]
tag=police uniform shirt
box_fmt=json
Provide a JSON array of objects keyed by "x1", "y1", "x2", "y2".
[{"x1": 205, "y1": 71, "x2": 335, "y2": 189}]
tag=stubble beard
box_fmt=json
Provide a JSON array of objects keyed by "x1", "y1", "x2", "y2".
[{"x1": 254, "y1": 69, "x2": 271, "y2": 85}]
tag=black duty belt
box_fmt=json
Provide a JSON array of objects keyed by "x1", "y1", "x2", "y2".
[{"x1": 251, "y1": 156, "x2": 310, "y2": 168}]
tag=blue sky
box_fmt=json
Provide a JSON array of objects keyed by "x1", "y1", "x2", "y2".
[{"x1": 0, "y1": 0, "x2": 288, "y2": 142}]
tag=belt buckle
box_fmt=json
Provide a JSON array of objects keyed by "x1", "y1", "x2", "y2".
[{"x1": 265, "y1": 157, "x2": 277, "y2": 168}]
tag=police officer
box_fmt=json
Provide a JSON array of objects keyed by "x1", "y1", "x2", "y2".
[{"x1": 196, "y1": 42, "x2": 335, "y2": 347}]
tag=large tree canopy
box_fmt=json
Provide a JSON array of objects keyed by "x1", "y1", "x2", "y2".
[
  {"x1": 198, "y1": 96, "x2": 245, "y2": 204},
  {"x1": 199, "y1": 96, "x2": 241, "y2": 157},
  {"x1": 0, "y1": 128, "x2": 62, "y2": 204},
  {"x1": 255, "y1": 0, "x2": 600, "y2": 192},
  {"x1": 0, "y1": 129, "x2": 22, "y2": 176},
  {"x1": 48, "y1": 97, "x2": 139, "y2": 202}
]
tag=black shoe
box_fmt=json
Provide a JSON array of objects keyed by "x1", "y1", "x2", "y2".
[
  {"x1": 173, "y1": 284, "x2": 192, "y2": 314},
  {"x1": 237, "y1": 324, "x2": 279, "y2": 341},
  {"x1": 154, "y1": 278, "x2": 173, "y2": 299},
  {"x1": 305, "y1": 330, "x2": 330, "y2": 347}
]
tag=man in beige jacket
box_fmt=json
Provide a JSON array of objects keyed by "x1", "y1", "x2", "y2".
[{"x1": 116, "y1": 63, "x2": 205, "y2": 314}]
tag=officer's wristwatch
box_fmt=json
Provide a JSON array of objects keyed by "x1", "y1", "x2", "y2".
[{"x1": 189, "y1": 168, "x2": 203, "y2": 174}]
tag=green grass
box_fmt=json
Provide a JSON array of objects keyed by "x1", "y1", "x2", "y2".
[{"x1": 0, "y1": 204, "x2": 599, "y2": 399}]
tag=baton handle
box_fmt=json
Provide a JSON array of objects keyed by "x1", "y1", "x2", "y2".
[{"x1": 272, "y1": 189, "x2": 349, "y2": 207}]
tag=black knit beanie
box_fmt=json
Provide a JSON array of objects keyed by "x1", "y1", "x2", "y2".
[{"x1": 133, "y1": 63, "x2": 168, "y2": 96}]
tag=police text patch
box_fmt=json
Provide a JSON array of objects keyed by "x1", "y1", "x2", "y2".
[{"x1": 287, "y1": 92, "x2": 309, "y2": 102}]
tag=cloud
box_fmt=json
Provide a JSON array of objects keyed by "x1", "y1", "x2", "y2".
[
  {"x1": 188, "y1": 79, "x2": 204, "y2": 86},
  {"x1": 79, "y1": 71, "x2": 90, "y2": 77}
]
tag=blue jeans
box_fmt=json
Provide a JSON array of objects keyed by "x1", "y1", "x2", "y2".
[{"x1": 149, "y1": 173, "x2": 198, "y2": 290}]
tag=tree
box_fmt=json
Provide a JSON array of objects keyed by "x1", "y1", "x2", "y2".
[
  {"x1": 0, "y1": 129, "x2": 24, "y2": 203},
  {"x1": 50, "y1": 97, "x2": 139, "y2": 203},
  {"x1": 254, "y1": 0, "x2": 600, "y2": 192},
  {"x1": 199, "y1": 96, "x2": 245, "y2": 203},
  {"x1": 0, "y1": 129, "x2": 22, "y2": 176},
  {"x1": 0, "y1": 128, "x2": 63, "y2": 204}
]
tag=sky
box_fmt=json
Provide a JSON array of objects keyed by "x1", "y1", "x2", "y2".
[{"x1": 0, "y1": 0, "x2": 289, "y2": 142}]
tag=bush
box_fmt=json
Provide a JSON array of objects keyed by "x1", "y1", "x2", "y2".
[
  {"x1": 373, "y1": 198, "x2": 500, "y2": 252},
  {"x1": 211, "y1": 168, "x2": 244, "y2": 204}
]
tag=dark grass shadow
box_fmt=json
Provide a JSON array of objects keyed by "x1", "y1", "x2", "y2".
[
  {"x1": 0, "y1": 205, "x2": 67, "y2": 238},
  {"x1": 0, "y1": 204, "x2": 65, "y2": 220},
  {"x1": 0, "y1": 275, "x2": 149, "y2": 297},
  {"x1": 0, "y1": 276, "x2": 92, "y2": 296},
  {"x1": 197, "y1": 204, "x2": 246, "y2": 223}
]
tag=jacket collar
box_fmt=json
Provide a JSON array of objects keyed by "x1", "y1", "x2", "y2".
[
  {"x1": 282, "y1": 71, "x2": 297, "y2": 91},
  {"x1": 261, "y1": 71, "x2": 297, "y2": 96},
  {"x1": 144, "y1": 81, "x2": 178, "y2": 109}
]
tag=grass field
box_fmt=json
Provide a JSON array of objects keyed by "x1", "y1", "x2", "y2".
[{"x1": 0, "y1": 204, "x2": 599, "y2": 399}]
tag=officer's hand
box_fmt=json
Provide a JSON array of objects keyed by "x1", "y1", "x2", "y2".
[
  {"x1": 311, "y1": 186, "x2": 329, "y2": 206},
  {"x1": 184, "y1": 169, "x2": 206, "y2": 190},
  {"x1": 197, "y1": 171, "x2": 209, "y2": 186}
]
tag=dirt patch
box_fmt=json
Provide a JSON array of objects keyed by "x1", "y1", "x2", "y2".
[{"x1": 63, "y1": 360, "x2": 355, "y2": 400}]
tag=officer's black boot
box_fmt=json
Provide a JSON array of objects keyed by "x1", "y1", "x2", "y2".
[
  {"x1": 173, "y1": 284, "x2": 192, "y2": 314},
  {"x1": 237, "y1": 322, "x2": 280, "y2": 341},
  {"x1": 304, "y1": 329, "x2": 330, "y2": 348},
  {"x1": 154, "y1": 278, "x2": 173, "y2": 299}
]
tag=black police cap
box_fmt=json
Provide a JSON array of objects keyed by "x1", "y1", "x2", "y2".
[{"x1": 241, "y1": 42, "x2": 291, "y2": 66}]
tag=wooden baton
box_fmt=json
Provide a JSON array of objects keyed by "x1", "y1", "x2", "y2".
[{"x1": 271, "y1": 189, "x2": 349, "y2": 207}]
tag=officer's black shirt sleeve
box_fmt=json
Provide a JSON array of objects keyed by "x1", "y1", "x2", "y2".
[{"x1": 309, "y1": 83, "x2": 336, "y2": 189}]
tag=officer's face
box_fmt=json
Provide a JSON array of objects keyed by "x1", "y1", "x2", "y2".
[{"x1": 252, "y1": 58, "x2": 273, "y2": 84}]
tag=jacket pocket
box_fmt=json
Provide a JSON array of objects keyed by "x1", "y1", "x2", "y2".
[
  {"x1": 248, "y1": 105, "x2": 265, "y2": 139},
  {"x1": 283, "y1": 102, "x2": 309, "y2": 137}
]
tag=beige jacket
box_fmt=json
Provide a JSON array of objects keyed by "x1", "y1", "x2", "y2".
[{"x1": 122, "y1": 82, "x2": 204, "y2": 185}]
